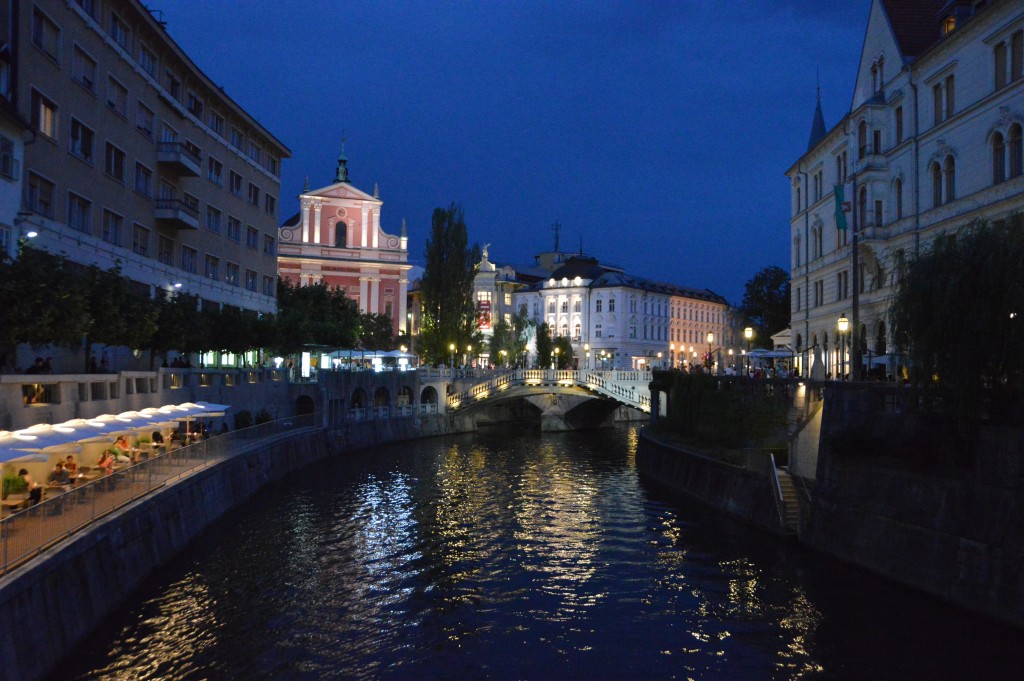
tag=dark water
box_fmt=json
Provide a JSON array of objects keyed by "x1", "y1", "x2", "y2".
[{"x1": 52, "y1": 426, "x2": 1021, "y2": 680}]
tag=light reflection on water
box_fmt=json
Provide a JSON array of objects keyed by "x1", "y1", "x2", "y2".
[{"x1": 52, "y1": 426, "x2": 1021, "y2": 681}]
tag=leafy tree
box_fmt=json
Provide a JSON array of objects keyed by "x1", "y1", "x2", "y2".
[
  {"x1": 535, "y1": 322, "x2": 553, "y2": 368},
  {"x1": 553, "y1": 335, "x2": 574, "y2": 369},
  {"x1": 889, "y1": 219, "x2": 1024, "y2": 417},
  {"x1": 0, "y1": 245, "x2": 89, "y2": 352},
  {"x1": 420, "y1": 203, "x2": 481, "y2": 364},
  {"x1": 487, "y1": 306, "x2": 532, "y2": 367},
  {"x1": 359, "y1": 312, "x2": 394, "y2": 350},
  {"x1": 80, "y1": 264, "x2": 159, "y2": 370},
  {"x1": 274, "y1": 279, "x2": 360, "y2": 355},
  {"x1": 149, "y1": 292, "x2": 203, "y2": 361},
  {"x1": 740, "y1": 265, "x2": 791, "y2": 343}
]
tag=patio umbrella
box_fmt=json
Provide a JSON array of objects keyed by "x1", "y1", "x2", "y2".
[{"x1": 810, "y1": 345, "x2": 826, "y2": 381}]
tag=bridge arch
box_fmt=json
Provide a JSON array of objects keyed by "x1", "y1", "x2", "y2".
[
  {"x1": 398, "y1": 385, "x2": 413, "y2": 407},
  {"x1": 373, "y1": 387, "x2": 391, "y2": 408},
  {"x1": 295, "y1": 394, "x2": 315, "y2": 416},
  {"x1": 351, "y1": 387, "x2": 367, "y2": 408},
  {"x1": 420, "y1": 386, "x2": 439, "y2": 405}
]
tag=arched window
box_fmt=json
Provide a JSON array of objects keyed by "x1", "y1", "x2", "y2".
[
  {"x1": 795, "y1": 186, "x2": 801, "y2": 214},
  {"x1": 334, "y1": 221, "x2": 346, "y2": 247},
  {"x1": 858, "y1": 120, "x2": 868, "y2": 158},
  {"x1": 574, "y1": 323, "x2": 581, "y2": 339},
  {"x1": 859, "y1": 323, "x2": 868, "y2": 353},
  {"x1": 1010, "y1": 124, "x2": 1023, "y2": 179},
  {"x1": 560, "y1": 323, "x2": 568, "y2": 337},
  {"x1": 944, "y1": 156, "x2": 956, "y2": 202},
  {"x1": 876, "y1": 321, "x2": 887, "y2": 355},
  {"x1": 795, "y1": 334, "x2": 802, "y2": 352},
  {"x1": 794, "y1": 235, "x2": 801, "y2": 267},
  {"x1": 857, "y1": 186, "x2": 867, "y2": 236},
  {"x1": 993, "y1": 132, "x2": 1006, "y2": 184},
  {"x1": 931, "y1": 162, "x2": 943, "y2": 207},
  {"x1": 894, "y1": 178, "x2": 903, "y2": 219}
]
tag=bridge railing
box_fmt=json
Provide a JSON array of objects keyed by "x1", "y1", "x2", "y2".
[{"x1": 446, "y1": 369, "x2": 652, "y2": 413}]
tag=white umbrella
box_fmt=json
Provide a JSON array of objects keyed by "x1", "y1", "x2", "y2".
[{"x1": 810, "y1": 345, "x2": 826, "y2": 381}]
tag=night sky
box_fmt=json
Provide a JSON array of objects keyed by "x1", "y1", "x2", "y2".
[{"x1": 155, "y1": 0, "x2": 867, "y2": 304}]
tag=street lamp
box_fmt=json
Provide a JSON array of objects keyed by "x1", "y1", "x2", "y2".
[
  {"x1": 449, "y1": 343, "x2": 455, "y2": 369},
  {"x1": 657, "y1": 351, "x2": 663, "y2": 369},
  {"x1": 744, "y1": 326, "x2": 754, "y2": 376},
  {"x1": 552, "y1": 346, "x2": 560, "y2": 370},
  {"x1": 706, "y1": 332, "x2": 714, "y2": 371},
  {"x1": 670, "y1": 342, "x2": 675, "y2": 369},
  {"x1": 584, "y1": 343, "x2": 590, "y2": 370},
  {"x1": 407, "y1": 312, "x2": 414, "y2": 356},
  {"x1": 499, "y1": 349, "x2": 508, "y2": 367},
  {"x1": 467, "y1": 344, "x2": 473, "y2": 369},
  {"x1": 837, "y1": 313, "x2": 849, "y2": 381}
]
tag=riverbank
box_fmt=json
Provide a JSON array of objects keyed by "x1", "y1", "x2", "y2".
[{"x1": 0, "y1": 413, "x2": 475, "y2": 681}]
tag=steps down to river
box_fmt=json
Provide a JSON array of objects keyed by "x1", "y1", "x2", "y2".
[{"x1": 776, "y1": 469, "x2": 801, "y2": 533}]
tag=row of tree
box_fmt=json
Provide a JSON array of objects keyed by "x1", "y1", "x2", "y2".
[{"x1": 0, "y1": 245, "x2": 395, "y2": 369}]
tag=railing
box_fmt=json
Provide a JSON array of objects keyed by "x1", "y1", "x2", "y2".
[
  {"x1": 155, "y1": 197, "x2": 199, "y2": 218},
  {"x1": 767, "y1": 452, "x2": 787, "y2": 529},
  {"x1": 349, "y1": 402, "x2": 438, "y2": 422},
  {"x1": 446, "y1": 369, "x2": 653, "y2": 413},
  {"x1": 0, "y1": 414, "x2": 316, "y2": 575},
  {"x1": 157, "y1": 140, "x2": 201, "y2": 165}
]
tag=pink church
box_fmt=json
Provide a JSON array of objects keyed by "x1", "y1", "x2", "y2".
[{"x1": 277, "y1": 146, "x2": 411, "y2": 338}]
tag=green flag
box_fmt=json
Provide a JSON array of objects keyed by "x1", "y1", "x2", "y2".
[{"x1": 834, "y1": 184, "x2": 849, "y2": 231}]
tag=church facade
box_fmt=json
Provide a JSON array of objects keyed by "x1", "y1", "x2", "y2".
[
  {"x1": 277, "y1": 149, "x2": 411, "y2": 337},
  {"x1": 786, "y1": 0, "x2": 1024, "y2": 378}
]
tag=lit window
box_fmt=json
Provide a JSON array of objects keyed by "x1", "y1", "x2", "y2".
[{"x1": 31, "y1": 90, "x2": 58, "y2": 140}]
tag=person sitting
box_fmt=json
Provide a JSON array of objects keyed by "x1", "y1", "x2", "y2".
[
  {"x1": 96, "y1": 451, "x2": 115, "y2": 476},
  {"x1": 18, "y1": 469, "x2": 42, "y2": 505},
  {"x1": 47, "y1": 461, "x2": 71, "y2": 487},
  {"x1": 64, "y1": 455, "x2": 78, "y2": 475},
  {"x1": 151, "y1": 430, "x2": 164, "y2": 447},
  {"x1": 113, "y1": 435, "x2": 133, "y2": 463}
]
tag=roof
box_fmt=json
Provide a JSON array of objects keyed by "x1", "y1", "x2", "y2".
[
  {"x1": 807, "y1": 95, "x2": 827, "y2": 152},
  {"x1": 880, "y1": 0, "x2": 946, "y2": 60},
  {"x1": 549, "y1": 256, "x2": 611, "y2": 281}
]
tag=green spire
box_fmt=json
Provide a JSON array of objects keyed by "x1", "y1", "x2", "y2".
[{"x1": 335, "y1": 131, "x2": 349, "y2": 183}]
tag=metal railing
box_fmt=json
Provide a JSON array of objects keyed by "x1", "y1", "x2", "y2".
[
  {"x1": 0, "y1": 414, "x2": 316, "y2": 575},
  {"x1": 446, "y1": 369, "x2": 653, "y2": 413}
]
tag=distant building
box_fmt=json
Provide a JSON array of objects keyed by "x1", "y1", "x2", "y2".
[
  {"x1": 277, "y1": 147, "x2": 412, "y2": 338},
  {"x1": 786, "y1": 0, "x2": 1024, "y2": 378},
  {"x1": 7, "y1": 0, "x2": 289, "y2": 318},
  {"x1": 0, "y1": 97, "x2": 29, "y2": 260},
  {"x1": 472, "y1": 244, "x2": 530, "y2": 346}
]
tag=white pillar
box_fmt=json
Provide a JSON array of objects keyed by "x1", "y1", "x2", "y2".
[
  {"x1": 372, "y1": 208, "x2": 380, "y2": 248},
  {"x1": 300, "y1": 199, "x2": 311, "y2": 242},
  {"x1": 359, "y1": 276, "x2": 369, "y2": 313},
  {"x1": 398, "y1": 276, "x2": 409, "y2": 333},
  {"x1": 313, "y1": 201, "x2": 323, "y2": 243},
  {"x1": 370, "y1": 274, "x2": 380, "y2": 313}
]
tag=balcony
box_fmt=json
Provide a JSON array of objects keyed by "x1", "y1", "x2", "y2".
[
  {"x1": 155, "y1": 198, "x2": 199, "y2": 230},
  {"x1": 156, "y1": 141, "x2": 201, "y2": 176}
]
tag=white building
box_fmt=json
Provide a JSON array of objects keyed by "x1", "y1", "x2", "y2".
[
  {"x1": 786, "y1": 0, "x2": 1024, "y2": 378},
  {"x1": 0, "y1": 98, "x2": 28, "y2": 260}
]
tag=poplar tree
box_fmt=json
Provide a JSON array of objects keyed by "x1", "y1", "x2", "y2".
[{"x1": 420, "y1": 203, "x2": 480, "y2": 365}]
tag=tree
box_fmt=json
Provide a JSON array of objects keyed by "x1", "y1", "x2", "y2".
[
  {"x1": 359, "y1": 313, "x2": 394, "y2": 350},
  {"x1": 0, "y1": 245, "x2": 89, "y2": 353},
  {"x1": 553, "y1": 335, "x2": 574, "y2": 369},
  {"x1": 535, "y1": 322, "x2": 553, "y2": 369},
  {"x1": 740, "y1": 265, "x2": 791, "y2": 343},
  {"x1": 419, "y1": 203, "x2": 481, "y2": 364},
  {"x1": 273, "y1": 279, "x2": 360, "y2": 355}
]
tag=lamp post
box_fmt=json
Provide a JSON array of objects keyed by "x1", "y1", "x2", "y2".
[
  {"x1": 669, "y1": 343, "x2": 675, "y2": 369},
  {"x1": 837, "y1": 313, "x2": 849, "y2": 381},
  {"x1": 657, "y1": 351, "x2": 663, "y2": 369},
  {"x1": 466, "y1": 344, "x2": 473, "y2": 369},
  {"x1": 499, "y1": 349, "x2": 508, "y2": 368},
  {"x1": 552, "y1": 346, "x2": 560, "y2": 370},
  {"x1": 584, "y1": 343, "x2": 590, "y2": 370},
  {"x1": 407, "y1": 312, "x2": 414, "y2": 356},
  {"x1": 449, "y1": 343, "x2": 455, "y2": 369},
  {"x1": 728, "y1": 348, "x2": 734, "y2": 374},
  {"x1": 744, "y1": 326, "x2": 754, "y2": 376},
  {"x1": 706, "y1": 331, "x2": 714, "y2": 371}
]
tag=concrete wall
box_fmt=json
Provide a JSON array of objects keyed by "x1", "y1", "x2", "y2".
[
  {"x1": 0, "y1": 413, "x2": 475, "y2": 681},
  {"x1": 636, "y1": 430, "x2": 785, "y2": 535}
]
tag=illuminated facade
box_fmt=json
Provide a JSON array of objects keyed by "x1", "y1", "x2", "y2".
[
  {"x1": 787, "y1": 0, "x2": 1024, "y2": 377},
  {"x1": 277, "y1": 151, "x2": 411, "y2": 337}
]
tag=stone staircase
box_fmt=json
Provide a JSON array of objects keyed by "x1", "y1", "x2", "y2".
[{"x1": 776, "y1": 469, "x2": 801, "y2": 533}]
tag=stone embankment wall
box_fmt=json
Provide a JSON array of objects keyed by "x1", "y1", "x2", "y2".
[
  {"x1": 802, "y1": 401, "x2": 1024, "y2": 627},
  {"x1": 0, "y1": 413, "x2": 476, "y2": 681},
  {"x1": 636, "y1": 431, "x2": 785, "y2": 535}
]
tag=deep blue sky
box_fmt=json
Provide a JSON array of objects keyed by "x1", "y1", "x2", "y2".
[{"x1": 156, "y1": 0, "x2": 867, "y2": 304}]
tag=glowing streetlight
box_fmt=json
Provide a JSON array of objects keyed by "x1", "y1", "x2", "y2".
[
  {"x1": 837, "y1": 313, "x2": 849, "y2": 381},
  {"x1": 449, "y1": 343, "x2": 456, "y2": 368},
  {"x1": 584, "y1": 343, "x2": 590, "y2": 369},
  {"x1": 706, "y1": 331, "x2": 714, "y2": 371},
  {"x1": 744, "y1": 326, "x2": 754, "y2": 376}
]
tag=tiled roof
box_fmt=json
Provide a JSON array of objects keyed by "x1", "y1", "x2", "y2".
[{"x1": 881, "y1": 0, "x2": 946, "y2": 59}]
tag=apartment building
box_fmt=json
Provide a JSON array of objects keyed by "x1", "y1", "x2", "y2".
[{"x1": 5, "y1": 0, "x2": 289, "y2": 315}]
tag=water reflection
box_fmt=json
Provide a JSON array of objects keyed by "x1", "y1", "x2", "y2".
[{"x1": 52, "y1": 426, "x2": 1023, "y2": 681}]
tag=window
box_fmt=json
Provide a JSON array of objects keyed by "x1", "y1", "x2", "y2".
[
  {"x1": 857, "y1": 120, "x2": 868, "y2": 158},
  {"x1": 133, "y1": 162, "x2": 152, "y2": 196},
  {"x1": 158, "y1": 235, "x2": 174, "y2": 265},
  {"x1": 136, "y1": 102, "x2": 154, "y2": 138},
  {"x1": 101, "y1": 209, "x2": 123, "y2": 245},
  {"x1": 204, "y1": 254, "x2": 219, "y2": 280},
  {"x1": 69, "y1": 119, "x2": 94, "y2": 162},
  {"x1": 72, "y1": 46, "x2": 97, "y2": 92},
  {"x1": 107, "y1": 77, "x2": 128, "y2": 117},
  {"x1": 208, "y1": 157, "x2": 223, "y2": 185},
  {"x1": 814, "y1": 280, "x2": 824, "y2": 307},
  {"x1": 573, "y1": 299, "x2": 581, "y2": 312},
  {"x1": 945, "y1": 75, "x2": 955, "y2": 120},
  {"x1": 246, "y1": 226, "x2": 258, "y2": 249},
  {"x1": 230, "y1": 126, "x2": 243, "y2": 149},
  {"x1": 245, "y1": 269, "x2": 257, "y2": 292},
  {"x1": 1010, "y1": 124, "x2": 1023, "y2": 179},
  {"x1": 67, "y1": 193, "x2": 92, "y2": 233},
  {"x1": 248, "y1": 141, "x2": 262, "y2": 165},
  {"x1": 131, "y1": 224, "x2": 149, "y2": 256},
  {"x1": 334, "y1": 221, "x2": 346, "y2": 247},
  {"x1": 229, "y1": 171, "x2": 242, "y2": 195},
  {"x1": 608, "y1": 298, "x2": 615, "y2": 312},
  {"x1": 894, "y1": 178, "x2": 903, "y2": 219},
  {"x1": 560, "y1": 300, "x2": 568, "y2": 313},
  {"x1": 264, "y1": 194, "x2": 276, "y2": 215},
  {"x1": 181, "y1": 246, "x2": 197, "y2": 273},
  {"x1": 165, "y1": 69, "x2": 181, "y2": 100},
  {"x1": 547, "y1": 300, "x2": 555, "y2": 314},
  {"x1": 74, "y1": 0, "x2": 96, "y2": 17},
  {"x1": 138, "y1": 43, "x2": 157, "y2": 77},
  {"x1": 931, "y1": 162, "x2": 943, "y2": 207},
  {"x1": 187, "y1": 91, "x2": 204, "y2": 117},
  {"x1": 209, "y1": 110, "x2": 225, "y2": 136},
  {"x1": 873, "y1": 130, "x2": 881, "y2": 155},
  {"x1": 0, "y1": 136, "x2": 14, "y2": 179},
  {"x1": 32, "y1": 7, "x2": 61, "y2": 62},
  {"x1": 31, "y1": 90, "x2": 58, "y2": 140},
  {"x1": 812, "y1": 226, "x2": 822, "y2": 259},
  {"x1": 995, "y1": 41, "x2": 1008, "y2": 90},
  {"x1": 263, "y1": 234, "x2": 275, "y2": 255},
  {"x1": 596, "y1": 299, "x2": 602, "y2": 313},
  {"x1": 942, "y1": 15, "x2": 956, "y2": 36},
  {"x1": 27, "y1": 173, "x2": 55, "y2": 217},
  {"x1": 206, "y1": 205, "x2": 222, "y2": 233},
  {"x1": 266, "y1": 156, "x2": 279, "y2": 176},
  {"x1": 110, "y1": 12, "x2": 130, "y2": 50},
  {"x1": 104, "y1": 143, "x2": 125, "y2": 182},
  {"x1": 944, "y1": 156, "x2": 956, "y2": 202},
  {"x1": 227, "y1": 216, "x2": 241, "y2": 242},
  {"x1": 993, "y1": 132, "x2": 1006, "y2": 184},
  {"x1": 895, "y1": 106, "x2": 903, "y2": 145},
  {"x1": 933, "y1": 84, "x2": 942, "y2": 126},
  {"x1": 225, "y1": 262, "x2": 240, "y2": 286},
  {"x1": 263, "y1": 276, "x2": 275, "y2": 296},
  {"x1": 874, "y1": 200, "x2": 883, "y2": 227},
  {"x1": 247, "y1": 182, "x2": 260, "y2": 206},
  {"x1": 1013, "y1": 31, "x2": 1023, "y2": 83}
]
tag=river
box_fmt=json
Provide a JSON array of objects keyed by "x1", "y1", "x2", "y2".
[{"x1": 51, "y1": 426, "x2": 1020, "y2": 680}]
